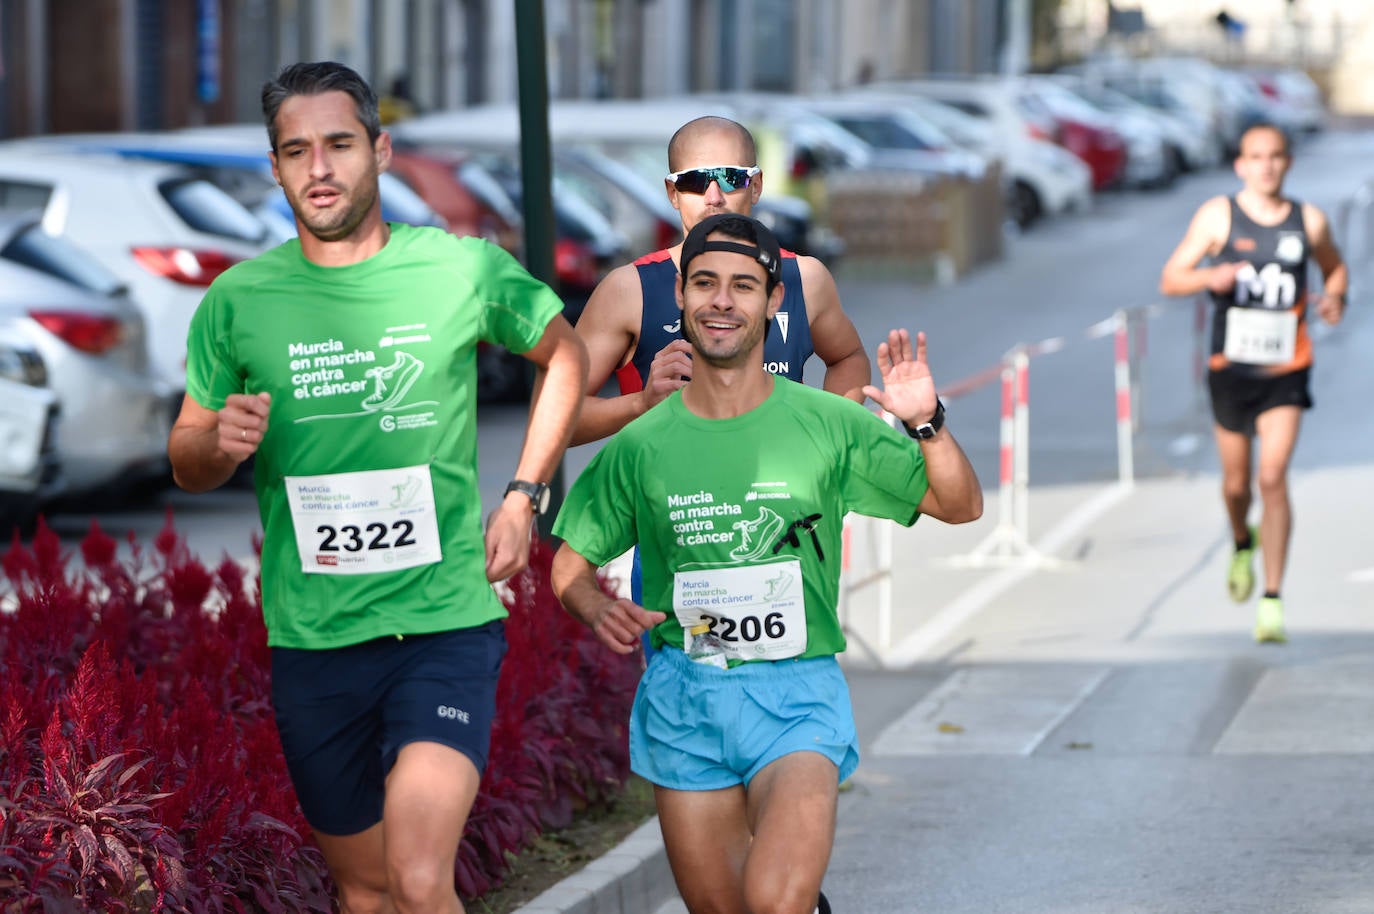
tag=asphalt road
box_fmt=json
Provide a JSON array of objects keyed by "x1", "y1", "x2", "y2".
[{"x1": 35, "y1": 127, "x2": 1374, "y2": 914}]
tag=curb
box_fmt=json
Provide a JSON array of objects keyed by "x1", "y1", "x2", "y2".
[{"x1": 511, "y1": 817, "x2": 674, "y2": 914}]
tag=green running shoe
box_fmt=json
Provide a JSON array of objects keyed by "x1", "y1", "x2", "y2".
[
  {"x1": 1227, "y1": 525, "x2": 1259, "y2": 603},
  {"x1": 1254, "y1": 596, "x2": 1286, "y2": 643}
]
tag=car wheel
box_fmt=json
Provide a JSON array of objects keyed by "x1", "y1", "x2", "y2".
[
  {"x1": 1009, "y1": 181, "x2": 1042, "y2": 229},
  {"x1": 1169, "y1": 144, "x2": 1191, "y2": 175},
  {"x1": 477, "y1": 345, "x2": 532, "y2": 404}
]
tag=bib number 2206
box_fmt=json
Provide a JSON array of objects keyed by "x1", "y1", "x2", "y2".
[
  {"x1": 698, "y1": 611, "x2": 788, "y2": 645},
  {"x1": 672, "y1": 560, "x2": 807, "y2": 661}
]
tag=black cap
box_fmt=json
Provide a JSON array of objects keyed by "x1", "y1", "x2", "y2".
[{"x1": 679, "y1": 213, "x2": 783, "y2": 290}]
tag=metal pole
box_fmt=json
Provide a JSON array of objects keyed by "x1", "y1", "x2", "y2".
[{"x1": 514, "y1": 0, "x2": 565, "y2": 540}]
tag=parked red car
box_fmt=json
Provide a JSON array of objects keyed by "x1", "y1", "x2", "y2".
[
  {"x1": 387, "y1": 149, "x2": 522, "y2": 254},
  {"x1": 1017, "y1": 85, "x2": 1127, "y2": 190}
]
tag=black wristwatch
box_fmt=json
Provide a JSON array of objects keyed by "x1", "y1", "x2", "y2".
[
  {"x1": 903, "y1": 400, "x2": 946, "y2": 441},
  {"x1": 504, "y1": 480, "x2": 551, "y2": 516}
]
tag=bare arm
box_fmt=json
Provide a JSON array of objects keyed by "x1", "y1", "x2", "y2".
[
  {"x1": 798, "y1": 255, "x2": 869, "y2": 403},
  {"x1": 568, "y1": 265, "x2": 693, "y2": 446},
  {"x1": 1304, "y1": 203, "x2": 1348, "y2": 324},
  {"x1": 862, "y1": 330, "x2": 982, "y2": 525},
  {"x1": 168, "y1": 391, "x2": 271, "y2": 493},
  {"x1": 485, "y1": 315, "x2": 589, "y2": 581},
  {"x1": 551, "y1": 542, "x2": 666, "y2": 654},
  {"x1": 1160, "y1": 196, "x2": 1243, "y2": 297}
]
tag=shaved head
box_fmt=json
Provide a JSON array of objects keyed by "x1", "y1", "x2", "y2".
[{"x1": 668, "y1": 116, "x2": 758, "y2": 171}]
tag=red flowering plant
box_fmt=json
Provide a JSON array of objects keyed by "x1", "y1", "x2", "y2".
[{"x1": 0, "y1": 515, "x2": 640, "y2": 910}]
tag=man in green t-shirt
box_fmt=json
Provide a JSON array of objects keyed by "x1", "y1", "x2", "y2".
[
  {"x1": 551, "y1": 213, "x2": 981, "y2": 914},
  {"x1": 167, "y1": 62, "x2": 588, "y2": 913}
]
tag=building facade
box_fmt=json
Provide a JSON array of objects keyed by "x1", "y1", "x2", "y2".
[{"x1": 0, "y1": 0, "x2": 1011, "y2": 138}]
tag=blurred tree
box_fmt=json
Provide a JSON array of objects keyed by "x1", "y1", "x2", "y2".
[{"x1": 1030, "y1": 0, "x2": 1070, "y2": 70}]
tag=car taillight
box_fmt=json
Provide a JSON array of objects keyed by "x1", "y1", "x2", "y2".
[
  {"x1": 655, "y1": 219, "x2": 682, "y2": 251},
  {"x1": 554, "y1": 239, "x2": 600, "y2": 291},
  {"x1": 131, "y1": 246, "x2": 240, "y2": 287},
  {"x1": 29, "y1": 310, "x2": 125, "y2": 355}
]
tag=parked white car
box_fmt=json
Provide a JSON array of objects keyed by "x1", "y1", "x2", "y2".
[
  {"x1": 1058, "y1": 77, "x2": 1219, "y2": 173},
  {"x1": 854, "y1": 83, "x2": 1092, "y2": 228},
  {"x1": 0, "y1": 321, "x2": 60, "y2": 531},
  {"x1": 0, "y1": 147, "x2": 271, "y2": 389},
  {"x1": 0, "y1": 214, "x2": 174, "y2": 497},
  {"x1": 1243, "y1": 67, "x2": 1325, "y2": 134},
  {"x1": 795, "y1": 96, "x2": 993, "y2": 181}
]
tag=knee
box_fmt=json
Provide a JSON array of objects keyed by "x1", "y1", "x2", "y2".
[
  {"x1": 743, "y1": 879, "x2": 820, "y2": 914},
  {"x1": 335, "y1": 881, "x2": 389, "y2": 914},
  {"x1": 387, "y1": 859, "x2": 453, "y2": 913},
  {"x1": 1220, "y1": 475, "x2": 1250, "y2": 502},
  {"x1": 1256, "y1": 468, "x2": 1288, "y2": 501}
]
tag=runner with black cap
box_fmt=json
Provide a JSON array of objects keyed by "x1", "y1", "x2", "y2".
[{"x1": 550, "y1": 213, "x2": 982, "y2": 914}]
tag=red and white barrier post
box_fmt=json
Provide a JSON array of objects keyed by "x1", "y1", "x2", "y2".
[
  {"x1": 1012, "y1": 348, "x2": 1031, "y2": 545},
  {"x1": 948, "y1": 346, "x2": 1056, "y2": 568},
  {"x1": 1113, "y1": 310, "x2": 1135, "y2": 488},
  {"x1": 997, "y1": 356, "x2": 1016, "y2": 542}
]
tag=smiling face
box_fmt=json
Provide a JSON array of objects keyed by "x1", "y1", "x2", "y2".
[
  {"x1": 665, "y1": 126, "x2": 763, "y2": 234},
  {"x1": 1234, "y1": 125, "x2": 1290, "y2": 198},
  {"x1": 675, "y1": 235, "x2": 783, "y2": 369},
  {"x1": 269, "y1": 90, "x2": 391, "y2": 243}
]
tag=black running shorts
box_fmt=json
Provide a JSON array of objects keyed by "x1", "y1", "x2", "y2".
[
  {"x1": 1207, "y1": 367, "x2": 1312, "y2": 436},
  {"x1": 270, "y1": 621, "x2": 506, "y2": 835}
]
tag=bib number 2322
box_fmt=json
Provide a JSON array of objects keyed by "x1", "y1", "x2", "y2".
[{"x1": 285, "y1": 465, "x2": 442, "y2": 574}]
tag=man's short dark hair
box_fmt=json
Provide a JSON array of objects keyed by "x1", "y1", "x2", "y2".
[
  {"x1": 1237, "y1": 121, "x2": 1291, "y2": 157},
  {"x1": 262, "y1": 61, "x2": 381, "y2": 152},
  {"x1": 679, "y1": 213, "x2": 783, "y2": 294}
]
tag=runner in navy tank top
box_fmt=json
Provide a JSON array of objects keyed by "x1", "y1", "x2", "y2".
[
  {"x1": 616, "y1": 248, "x2": 813, "y2": 395},
  {"x1": 1160, "y1": 123, "x2": 1347, "y2": 644},
  {"x1": 571, "y1": 115, "x2": 868, "y2": 448}
]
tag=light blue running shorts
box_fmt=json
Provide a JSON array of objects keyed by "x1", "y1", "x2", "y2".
[{"x1": 630, "y1": 646, "x2": 860, "y2": 791}]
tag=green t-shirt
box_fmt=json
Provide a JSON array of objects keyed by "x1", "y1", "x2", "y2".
[
  {"x1": 185, "y1": 223, "x2": 563, "y2": 649},
  {"x1": 553, "y1": 379, "x2": 929, "y2": 662}
]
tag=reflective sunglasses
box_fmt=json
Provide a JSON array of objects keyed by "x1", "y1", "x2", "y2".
[{"x1": 666, "y1": 164, "x2": 761, "y2": 195}]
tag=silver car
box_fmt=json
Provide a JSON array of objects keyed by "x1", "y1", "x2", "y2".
[
  {"x1": 0, "y1": 320, "x2": 61, "y2": 532},
  {"x1": 0, "y1": 214, "x2": 173, "y2": 498}
]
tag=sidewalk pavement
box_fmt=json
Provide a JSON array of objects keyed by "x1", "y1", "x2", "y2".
[{"x1": 511, "y1": 456, "x2": 1374, "y2": 913}]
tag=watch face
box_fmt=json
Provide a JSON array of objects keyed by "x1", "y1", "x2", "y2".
[{"x1": 535, "y1": 485, "x2": 551, "y2": 515}]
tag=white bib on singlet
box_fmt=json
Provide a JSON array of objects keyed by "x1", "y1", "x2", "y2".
[
  {"x1": 672, "y1": 560, "x2": 807, "y2": 661},
  {"x1": 285, "y1": 465, "x2": 442, "y2": 574}
]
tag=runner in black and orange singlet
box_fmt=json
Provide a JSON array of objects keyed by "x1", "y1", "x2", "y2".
[{"x1": 1160, "y1": 123, "x2": 1347, "y2": 643}]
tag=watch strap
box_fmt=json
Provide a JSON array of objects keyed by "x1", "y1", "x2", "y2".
[
  {"x1": 504, "y1": 479, "x2": 550, "y2": 515},
  {"x1": 903, "y1": 399, "x2": 946, "y2": 440}
]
